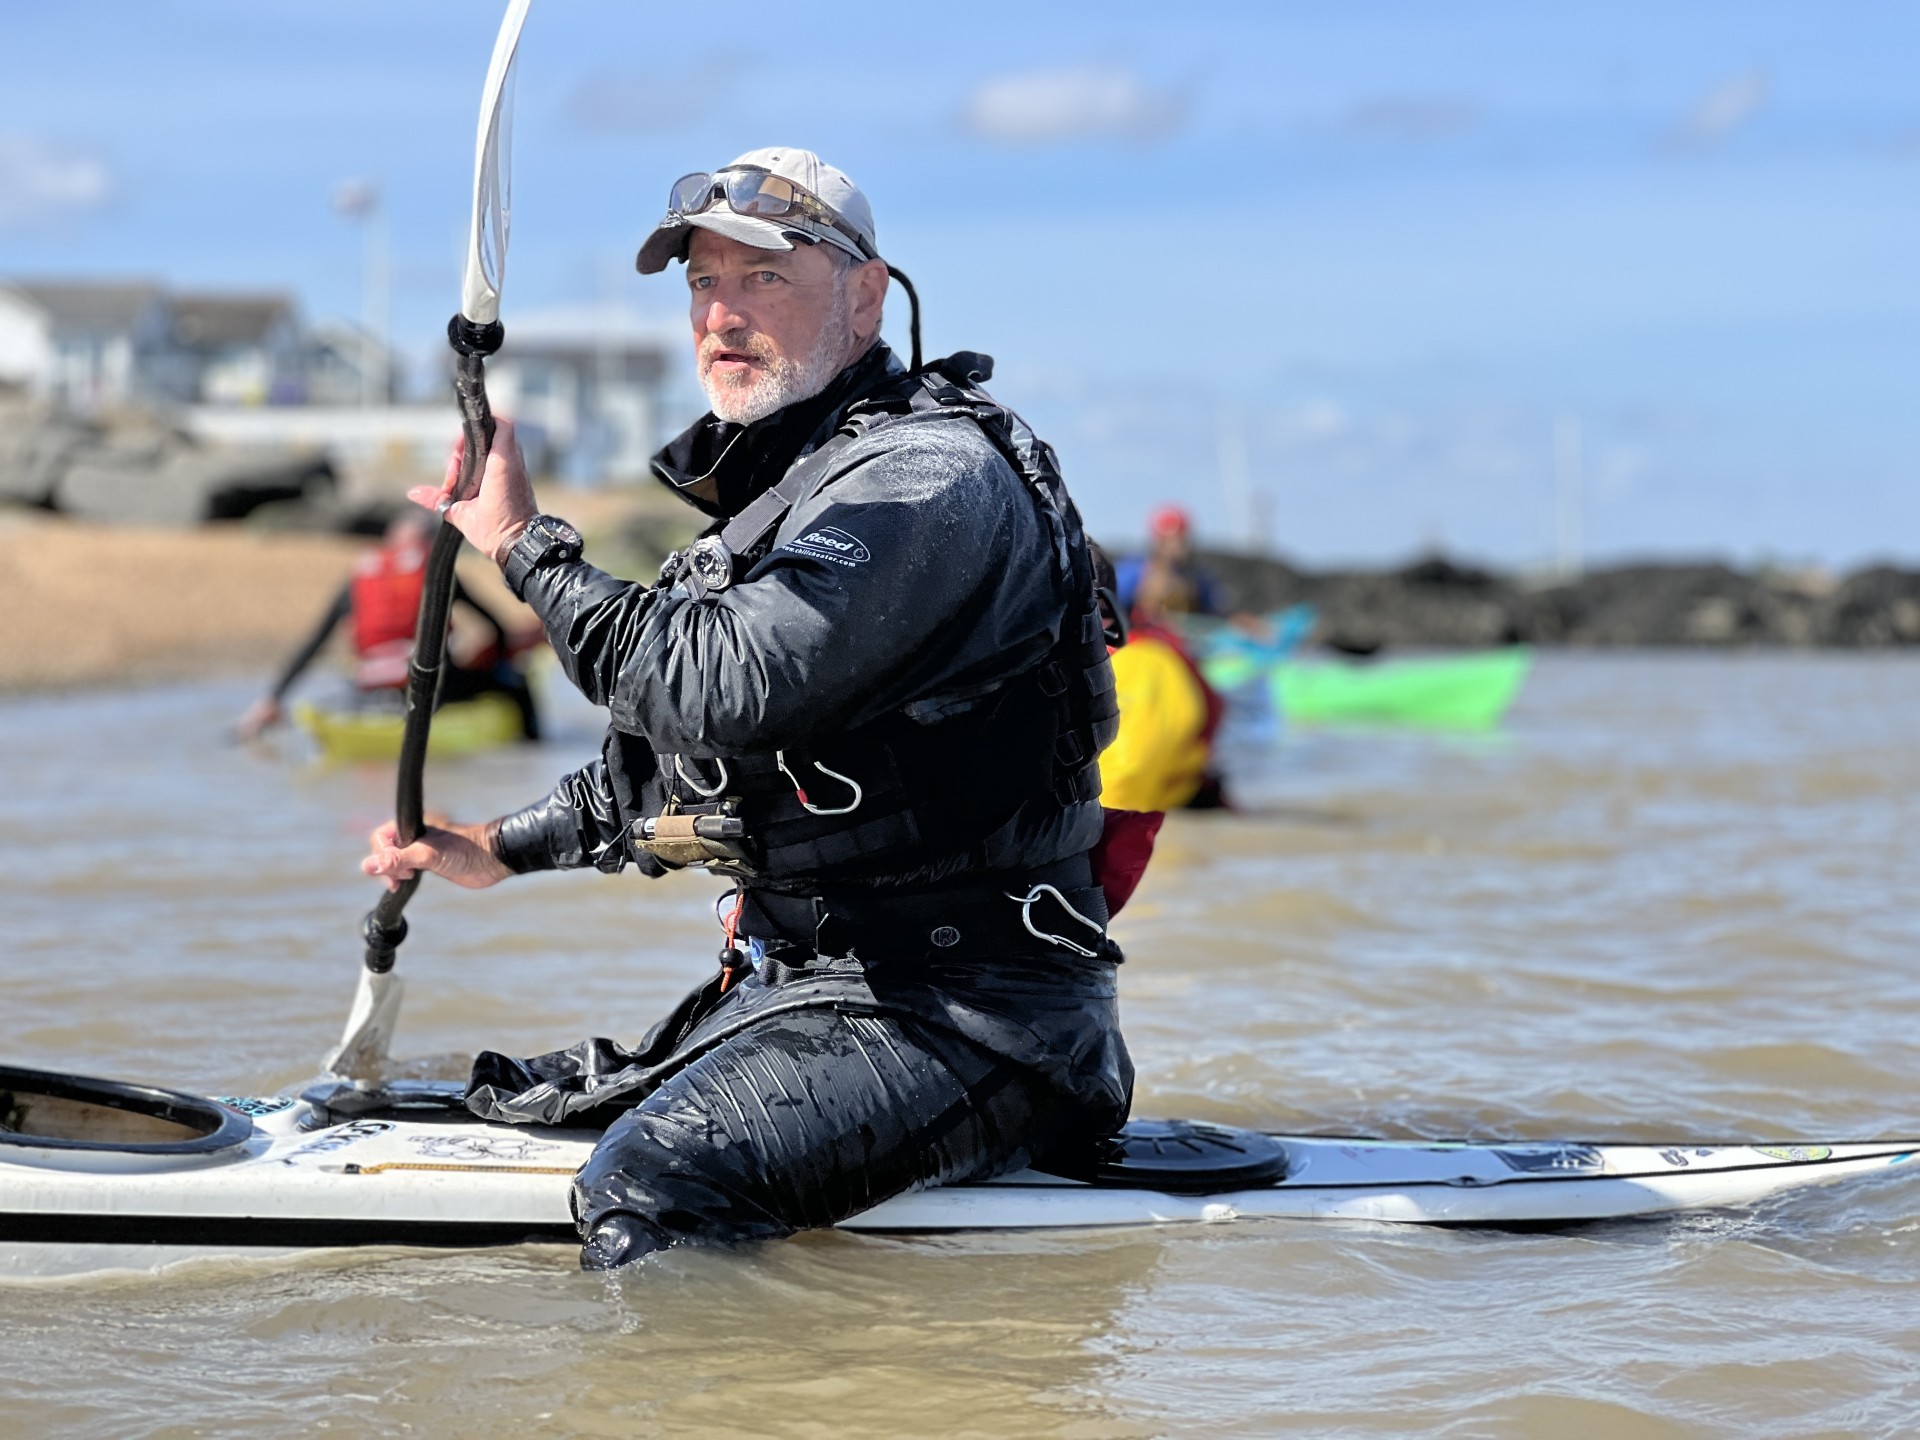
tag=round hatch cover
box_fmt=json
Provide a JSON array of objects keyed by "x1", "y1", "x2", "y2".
[{"x1": 1090, "y1": 1118, "x2": 1290, "y2": 1192}]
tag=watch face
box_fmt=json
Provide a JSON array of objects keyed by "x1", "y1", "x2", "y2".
[
  {"x1": 549, "y1": 520, "x2": 582, "y2": 548},
  {"x1": 689, "y1": 536, "x2": 734, "y2": 591}
]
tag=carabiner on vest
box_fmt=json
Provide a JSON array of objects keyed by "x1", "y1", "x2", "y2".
[
  {"x1": 673, "y1": 754, "x2": 732, "y2": 798},
  {"x1": 776, "y1": 750, "x2": 865, "y2": 816},
  {"x1": 1007, "y1": 883, "x2": 1105, "y2": 958}
]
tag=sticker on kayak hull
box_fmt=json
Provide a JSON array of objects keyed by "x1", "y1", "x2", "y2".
[
  {"x1": 1658, "y1": 1147, "x2": 1720, "y2": 1168},
  {"x1": 278, "y1": 1119, "x2": 395, "y2": 1165},
  {"x1": 1753, "y1": 1145, "x2": 1832, "y2": 1163},
  {"x1": 216, "y1": 1095, "x2": 297, "y2": 1117},
  {"x1": 408, "y1": 1134, "x2": 558, "y2": 1163},
  {"x1": 1491, "y1": 1144, "x2": 1607, "y2": 1175}
]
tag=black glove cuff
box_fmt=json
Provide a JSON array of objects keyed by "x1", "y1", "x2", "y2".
[{"x1": 494, "y1": 802, "x2": 565, "y2": 874}]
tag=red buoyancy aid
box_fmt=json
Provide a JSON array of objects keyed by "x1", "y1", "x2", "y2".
[{"x1": 350, "y1": 539, "x2": 428, "y2": 688}]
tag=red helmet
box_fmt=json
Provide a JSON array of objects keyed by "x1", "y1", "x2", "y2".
[{"x1": 1148, "y1": 505, "x2": 1191, "y2": 538}]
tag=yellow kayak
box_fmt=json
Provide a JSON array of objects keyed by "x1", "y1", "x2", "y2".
[{"x1": 293, "y1": 691, "x2": 527, "y2": 762}]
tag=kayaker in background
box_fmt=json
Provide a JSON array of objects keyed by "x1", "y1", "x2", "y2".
[
  {"x1": 1102, "y1": 614, "x2": 1230, "y2": 811},
  {"x1": 360, "y1": 148, "x2": 1133, "y2": 1270},
  {"x1": 1102, "y1": 517, "x2": 1233, "y2": 811},
  {"x1": 1115, "y1": 504, "x2": 1230, "y2": 626},
  {"x1": 234, "y1": 510, "x2": 541, "y2": 742}
]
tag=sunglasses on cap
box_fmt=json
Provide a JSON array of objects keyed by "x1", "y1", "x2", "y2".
[{"x1": 668, "y1": 166, "x2": 877, "y2": 261}]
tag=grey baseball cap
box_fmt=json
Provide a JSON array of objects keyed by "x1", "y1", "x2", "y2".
[{"x1": 635, "y1": 147, "x2": 880, "y2": 275}]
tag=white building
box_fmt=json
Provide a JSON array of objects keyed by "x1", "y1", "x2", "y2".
[
  {"x1": 0, "y1": 280, "x2": 397, "y2": 412},
  {"x1": 484, "y1": 308, "x2": 682, "y2": 482},
  {"x1": 0, "y1": 281, "x2": 168, "y2": 410},
  {"x1": 151, "y1": 292, "x2": 306, "y2": 405},
  {"x1": 0, "y1": 281, "x2": 682, "y2": 486}
]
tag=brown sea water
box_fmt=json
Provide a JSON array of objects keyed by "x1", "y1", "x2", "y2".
[{"x1": 2, "y1": 653, "x2": 1917, "y2": 1438}]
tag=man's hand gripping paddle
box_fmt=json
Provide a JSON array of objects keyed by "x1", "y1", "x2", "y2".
[{"x1": 327, "y1": 0, "x2": 534, "y2": 1080}]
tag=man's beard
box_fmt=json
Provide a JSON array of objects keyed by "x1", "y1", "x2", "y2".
[{"x1": 699, "y1": 277, "x2": 853, "y2": 425}]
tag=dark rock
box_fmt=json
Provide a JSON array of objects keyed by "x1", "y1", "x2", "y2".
[
  {"x1": 57, "y1": 438, "x2": 334, "y2": 525},
  {"x1": 1816, "y1": 567, "x2": 1920, "y2": 647},
  {"x1": 0, "y1": 403, "x2": 97, "y2": 507},
  {"x1": 1159, "y1": 547, "x2": 1920, "y2": 649},
  {"x1": 0, "y1": 401, "x2": 335, "y2": 525}
]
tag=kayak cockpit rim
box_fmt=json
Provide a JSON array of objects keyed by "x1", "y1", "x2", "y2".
[{"x1": 0, "y1": 1064, "x2": 252, "y2": 1157}]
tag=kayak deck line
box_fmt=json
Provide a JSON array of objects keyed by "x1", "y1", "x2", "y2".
[
  {"x1": 974, "y1": 1142, "x2": 1920, "y2": 1191},
  {"x1": 339, "y1": 1161, "x2": 581, "y2": 1177}
]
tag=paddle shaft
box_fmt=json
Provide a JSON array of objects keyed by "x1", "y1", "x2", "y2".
[{"x1": 361, "y1": 326, "x2": 501, "y2": 973}]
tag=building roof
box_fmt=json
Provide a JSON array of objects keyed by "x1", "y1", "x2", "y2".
[
  {"x1": 501, "y1": 340, "x2": 668, "y2": 383},
  {"x1": 3, "y1": 280, "x2": 165, "y2": 332},
  {"x1": 168, "y1": 293, "x2": 295, "y2": 349}
]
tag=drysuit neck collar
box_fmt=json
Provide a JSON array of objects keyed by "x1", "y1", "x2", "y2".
[{"x1": 651, "y1": 342, "x2": 902, "y2": 519}]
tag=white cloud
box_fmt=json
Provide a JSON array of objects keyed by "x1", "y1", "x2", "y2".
[
  {"x1": 1276, "y1": 399, "x2": 1352, "y2": 442},
  {"x1": 961, "y1": 65, "x2": 1187, "y2": 147},
  {"x1": 1666, "y1": 70, "x2": 1770, "y2": 149},
  {"x1": 0, "y1": 133, "x2": 111, "y2": 233}
]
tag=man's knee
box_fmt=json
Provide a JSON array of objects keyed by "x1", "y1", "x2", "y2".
[{"x1": 572, "y1": 1080, "x2": 792, "y2": 1267}]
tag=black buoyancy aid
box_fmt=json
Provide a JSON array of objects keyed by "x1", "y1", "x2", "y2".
[{"x1": 629, "y1": 353, "x2": 1119, "y2": 885}]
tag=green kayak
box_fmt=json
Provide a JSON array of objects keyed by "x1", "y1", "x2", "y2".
[{"x1": 1273, "y1": 648, "x2": 1532, "y2": 729}]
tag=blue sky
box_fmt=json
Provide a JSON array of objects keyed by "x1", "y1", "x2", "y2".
[{"x1": 3, "y1": 1, "x2": 1917, "y2": 567}]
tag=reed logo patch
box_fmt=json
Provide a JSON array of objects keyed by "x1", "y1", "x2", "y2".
[{"x1": 784, "y1": 526, "x2": 870, "y2": 567}]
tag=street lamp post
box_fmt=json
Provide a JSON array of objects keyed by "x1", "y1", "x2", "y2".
[{"x1": 332, "y1": 179, "x2": 388, "y2": 407}]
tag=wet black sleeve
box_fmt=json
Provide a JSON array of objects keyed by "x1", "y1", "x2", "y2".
[
  {"x1": 495, "y1": 758, "x2": 633, "y2": 875},
  {"x1": 269, "y1": 582, "x2": 352, "y2": 700},
  {"x1": 494, "y1": 728, "x2": 671, "y2": 878}
]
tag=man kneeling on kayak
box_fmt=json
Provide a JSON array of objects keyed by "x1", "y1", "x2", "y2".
[{"x1": 362, "y1": 148, "x2": 1134, "y2": 1269}]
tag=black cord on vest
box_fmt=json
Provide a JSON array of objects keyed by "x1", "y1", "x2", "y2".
[{"x1": 886, "y1": 265, "x2": 922, "y2": 372}]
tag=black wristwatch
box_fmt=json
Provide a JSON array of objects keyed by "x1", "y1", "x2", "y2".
[{"x1": 502, "y1": 514, "x2": 583, "y2": 599}]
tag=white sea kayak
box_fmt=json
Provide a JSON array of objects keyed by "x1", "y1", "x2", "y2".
[{"x1": 4, "y1": 1064, "x2": 1914, "y2": 1280}]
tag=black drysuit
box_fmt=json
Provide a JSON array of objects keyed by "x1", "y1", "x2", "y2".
[{"x1": 478, "y1": 343, "x2": 1132, "y2": 1266}]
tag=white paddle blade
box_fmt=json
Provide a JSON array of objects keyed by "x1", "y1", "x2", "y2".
[
  {"x1": 325, "y1": 968, "x2": 406, "y2": 1080},
  {"x1": 459, "y1": 0, "x2": 534, "y2": 326}
]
